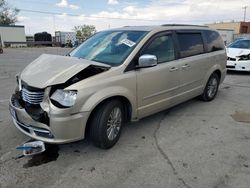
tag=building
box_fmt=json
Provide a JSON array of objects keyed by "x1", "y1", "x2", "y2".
[
  {"x1": 0, "y1": 25, "x2": 26, "y2": 47},
  {"x1": 206, "y1": 21, "x2": 250, "y2": 34}
]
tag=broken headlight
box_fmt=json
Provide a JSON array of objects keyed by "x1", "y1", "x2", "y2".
[
  {"x1": 238, "y1": 54, "x2": 250, "y2": 61},
  {"x1": 50, "y1": 89, "x2": 77, "y2": 108},
  {"x1": 15, "y1": 74, "x2": 22, "y2": 91}
]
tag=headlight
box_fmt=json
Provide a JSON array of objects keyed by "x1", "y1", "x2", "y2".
[
  {"x1": 50, "y1": 89, "x2": 77, "y2": 107},
  {"x1": 239, "y1": 54, "x2": 250, "y2": 61}
]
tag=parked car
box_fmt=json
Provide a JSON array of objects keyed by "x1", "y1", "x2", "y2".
[
  {"x1": 226, "y1": 39, "x2": 250, "y2": 71},
  {"x1": 9, "y1": 25, "x2": 226, "y2": 149}
]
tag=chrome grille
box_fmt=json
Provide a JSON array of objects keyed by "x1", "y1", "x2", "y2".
[{"x1": 21, "y1": 87, "x2": 44, "y2": 104}]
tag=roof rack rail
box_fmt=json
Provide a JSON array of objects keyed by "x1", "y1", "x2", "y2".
[{"x1": 161, "y1": 24, "x2": 208, "y2": 27}]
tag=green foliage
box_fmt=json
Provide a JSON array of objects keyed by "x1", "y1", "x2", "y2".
[
  {"x1": 0, "y1": 0, "x2": 19, "y2": 25},
  {"x1": 74, "y1": 24, "x2": 97, "y2": 41}
]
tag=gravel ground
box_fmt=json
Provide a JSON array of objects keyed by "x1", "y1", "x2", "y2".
[{"x1": 0, "y1": 48, "x2": 250, "y2": 188}]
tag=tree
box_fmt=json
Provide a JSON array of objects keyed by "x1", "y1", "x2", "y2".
[
  {"x1": 74, "y1": 24, "x2": 97, "y2": 41},
  {"x1": 0, "y1": 0, "x2": 19, "y2": 25}
]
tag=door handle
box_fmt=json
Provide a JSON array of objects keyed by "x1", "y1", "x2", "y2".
[{"x1": 169, "y1": 67, "x2": 179, "y2": 72}]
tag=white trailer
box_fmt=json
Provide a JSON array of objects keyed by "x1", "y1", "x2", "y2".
[
  {"x1": 217, "y1": 29, "x2": 234, "y2": 46},
  {"x1": 55, "y1": 31, "x2": 76, "y2": 47},
  {"x1": 0, "y1": 25, "x2": 26, "y2": 47}
]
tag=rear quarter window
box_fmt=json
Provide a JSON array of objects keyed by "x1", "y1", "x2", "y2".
[
  {"x1": 177, "y1": 33, "x2": 204, "y2": 58},
  {"x1": 204, "y1": 30, "x2": 225, "y2": 52}
]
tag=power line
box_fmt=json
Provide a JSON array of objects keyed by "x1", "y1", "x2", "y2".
[
  {"x1": 11, "y1": 0, "x2": 52, "y2": 6},
  {"x1": 11, "y1": 0, "x2": 105, "y2": 11},
  {"x1": 18, "y1": 8, "x2": 164, "y2": 22},
  {"x1": 17, "y1": 8, "x2": 248, "y2": 23}
]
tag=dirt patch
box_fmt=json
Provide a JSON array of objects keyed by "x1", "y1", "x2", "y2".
[{"x1": 231, "y1": 112, "x2": 250, "y2": 123}]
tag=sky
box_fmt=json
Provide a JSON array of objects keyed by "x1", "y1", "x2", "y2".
[{"x1": 7, "y1": 0, "x2": 250, "y2": 35}]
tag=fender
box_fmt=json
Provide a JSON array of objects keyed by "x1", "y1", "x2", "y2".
[
  {"x1": 202, "y1": 64, "x2": 226, "y2": 89},
  {"x1": 79, "y1": 86, "x2": 137, "y2": 120}
]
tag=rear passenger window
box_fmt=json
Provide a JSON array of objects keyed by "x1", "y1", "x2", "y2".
[
  {"x1": 205, "y1": 30, "x2": 225, "y2": 52},
  {"x1": 177, "y1": 33, "x2": 204, "y2": 58},
  {"x1": 142, "y1": 35, "x2": 175, "y2": 63}
]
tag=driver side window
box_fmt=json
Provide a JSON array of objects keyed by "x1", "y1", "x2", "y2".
[{"x1": 142, "y1": 35, "x2": 175, "y2": 63}]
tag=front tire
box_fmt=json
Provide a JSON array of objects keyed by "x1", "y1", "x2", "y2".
[
  {"x1": 90, "y1": 100, "x2": 124, "y2": 149},
  {"x1": 200, "y1": 73, "x2": 220, "y2": 101}
]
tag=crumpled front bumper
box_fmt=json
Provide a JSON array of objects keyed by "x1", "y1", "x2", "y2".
[
  {"x1": 9, "y1": 94, "x2": 90, "y2": 144},
  {"x1": 227, "y1": 60, "x2": 250, "y2": 71}
]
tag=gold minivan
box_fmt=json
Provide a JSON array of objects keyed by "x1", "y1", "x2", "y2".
[{"x1": 10, "y1": 25, "x2": 227, "y2": 149}]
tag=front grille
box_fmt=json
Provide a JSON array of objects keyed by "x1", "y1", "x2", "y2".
[
  {"x1": 18, "y1": 83, "x2": 49, "y2": 126},
  {"x1": 21, "y1": 87, "x2": 44, "y2": 105}
]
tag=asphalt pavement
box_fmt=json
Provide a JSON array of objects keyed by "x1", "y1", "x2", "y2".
[{"x1": 0, "y1": 48, "x2": 250, "y2": 188}]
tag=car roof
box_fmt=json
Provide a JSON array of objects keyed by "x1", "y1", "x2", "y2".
[{"x1": 110, "y1": 24, "x2": 210, "y2": 32}]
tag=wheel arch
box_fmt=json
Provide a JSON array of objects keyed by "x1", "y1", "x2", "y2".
[
  {"x1": 213, "y1": 69, "x2": 221, "y2": 81},
  {"x1": 84, "y1": 95, "x2": 133, "y2": 138},
  {"x1": 203, "y1": 65, "x2": 224, "y2": 88}
]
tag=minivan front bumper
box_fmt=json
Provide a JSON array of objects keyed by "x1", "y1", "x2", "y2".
[{"x1": 9, "y1": 94, "x2": 90, "y2": 144}]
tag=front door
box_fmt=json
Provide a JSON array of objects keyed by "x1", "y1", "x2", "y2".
[{"x1": 136, "y1": 33, "x2": 182, "y2": 118}]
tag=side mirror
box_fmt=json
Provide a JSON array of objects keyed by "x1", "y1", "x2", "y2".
[{"x1": 137, "y1": 54, "x2": 157, "y2": 68}]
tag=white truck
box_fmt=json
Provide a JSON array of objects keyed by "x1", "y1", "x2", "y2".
[
  {"x1": 55, "y1": 31, "x2": 76, "y2": 47},
  {"x1": 217, "y1": 29, "x2": 234, "y2": 46}
]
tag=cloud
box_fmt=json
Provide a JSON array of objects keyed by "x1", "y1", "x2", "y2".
[
  {"x1": 56, "y1": 0, "x2": 79, "y2": 9},
  {"x1": 108, "y1": 0, "x2": 119, "y2": 5},
  {"x1": 17, "y1": 16, "x2": 30, "y2": 22},
  {"x1": 69, "y1": 4, "x2": 79, "y2": 10},
  {"x1": 123, "y1": 6, "x2": 135, "y2": 15},
  {"x1": 94, "y1": 0, "x2": 250, "y2": 23},
  {"x1": 56, "y1": 0, "x2": 68, "y2": 7},
  {"x1": 18, "y1": 0, "x2": 250, "y2": 35}
]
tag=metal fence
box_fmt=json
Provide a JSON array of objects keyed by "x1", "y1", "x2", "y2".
[
  {"x1": 3, "y1": 41, "x2": 61, "y2": 47},
  {"x1": 233, "y1": 34, "x2": 250, "y2": 40}
]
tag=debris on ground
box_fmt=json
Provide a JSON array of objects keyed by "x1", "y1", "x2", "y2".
[{"x1": 231, "y1": 111, "x2": 250, "y2": 123}]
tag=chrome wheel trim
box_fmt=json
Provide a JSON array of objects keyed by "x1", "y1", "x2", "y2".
[
  {"x1": 107, "y1": 107, "x2": 122, "y2": 141},
  {"x1": 207, "y1": 77, "x2": 218, "y2": 98}
]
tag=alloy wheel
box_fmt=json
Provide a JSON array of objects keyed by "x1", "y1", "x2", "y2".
[{"x1": 107, "y1": 107, "x2": 122, "y2": 141}]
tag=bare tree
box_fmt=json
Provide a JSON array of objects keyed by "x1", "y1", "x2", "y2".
[{"x1": 0, "y1": 0, "x2": 19, "y2": 25}]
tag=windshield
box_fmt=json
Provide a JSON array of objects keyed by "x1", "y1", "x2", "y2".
[
  {"x1": 70, "y1": 30, "x2": 147, "y2": 66},
  {"x1": 228, "y1": 40, "x2": 250, "y2": 49}
]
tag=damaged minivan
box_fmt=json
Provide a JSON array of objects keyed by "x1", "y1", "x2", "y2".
[{"x1": 9, "y1": 25, "x2": 227, "y2": 149}]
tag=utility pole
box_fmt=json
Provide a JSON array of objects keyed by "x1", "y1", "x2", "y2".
[{"x1": 243, "y1": 6, "x2": 248, "y2": 22}]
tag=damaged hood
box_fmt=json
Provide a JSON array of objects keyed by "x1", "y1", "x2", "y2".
[
  {"x1": 21, "y1": 54, "x2": 110, "y2": 88},
  {"x1": 226, "y1": 48, "x2": 250, "y2": 58}
]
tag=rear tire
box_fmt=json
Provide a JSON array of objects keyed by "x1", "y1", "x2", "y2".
[
  {"x1": 90, "y1": 100, "x2": 124, "y2": 149},
  {"x1": 199, "y1": 73, "x2": 220, "y2": 101}
]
